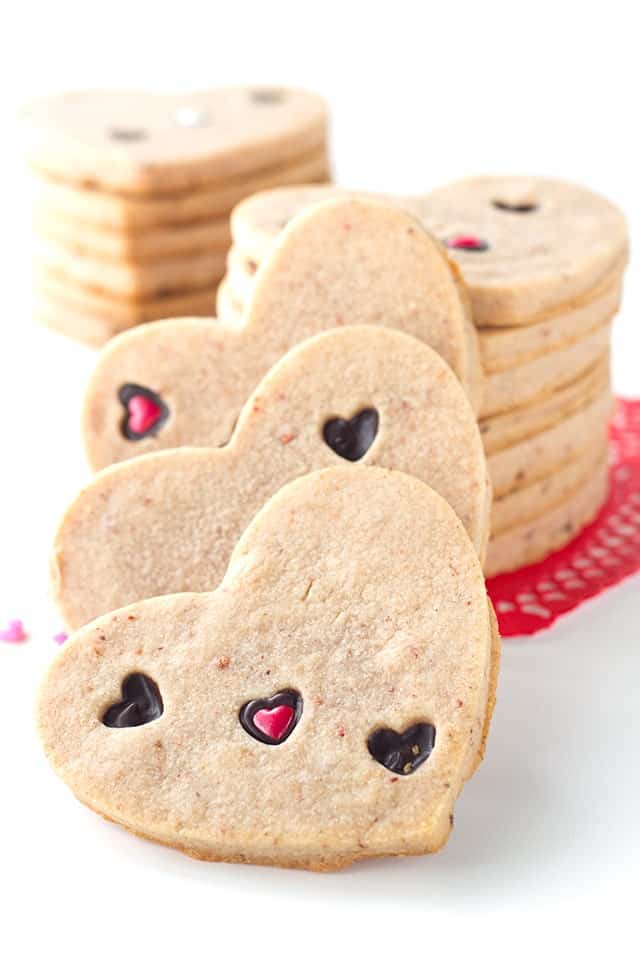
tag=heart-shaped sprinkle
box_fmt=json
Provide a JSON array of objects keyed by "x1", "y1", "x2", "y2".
[
  {"x1": 367, "y1": 722, "x2": 436, "y2": 775},
  {"x1": 102, "y1": 673, "x2": 163, "y2": 728},
  {"x1": 323, "y1": 408, "x2": 379, "y2": 462},
  {"x1": 445, "y1": 234, "x2": 489, "y2": 252},
  {"x1": 239, "y1": 689, "x2": 302, "y2": 745},
  {"x1": 0, "y1": 619, "x2": 27, "y2": 644},
  {"x1": 119, "y1": 384, "x2": 169, "y2": 441},
  {"x1": 254, "y1": 705, "x2": 295, "y2": 740}
]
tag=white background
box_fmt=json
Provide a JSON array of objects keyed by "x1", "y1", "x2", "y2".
[{"x1": 1, "y1": 2, "x2": 638, "y2": 957}]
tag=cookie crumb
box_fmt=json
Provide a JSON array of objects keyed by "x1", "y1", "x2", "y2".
[
  {"x1": 215, "y1": 655, "x2": 230, "y2": 670},
  {"x1": 279, "y1": 432, "x2": 297, "y2": 445},
  {"x1": 337, "y1": 726, "x2": 345, "y2": 737}
]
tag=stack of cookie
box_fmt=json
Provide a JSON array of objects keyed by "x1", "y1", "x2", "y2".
[
  {"x1": 215, "y1": 177, "x2": 628, "y2": 576},
  {"x1": 21, "y1": 87, "x2": 330, "y2": 346}
]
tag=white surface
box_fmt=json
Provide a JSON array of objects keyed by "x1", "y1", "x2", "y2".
[{"x1": 1, "y1": 2, "x2": 638, "y2": 956}]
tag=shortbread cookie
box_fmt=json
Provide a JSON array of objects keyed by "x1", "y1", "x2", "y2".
[
  {"x1": 488, "y1": 389, "x2": 613, "y2": 498},
  {"x1": 416, "y1": 177, "x2": 629, "y2": 326},
  {"x1": 53, "y1": 326, "x2": 490, "y2": 629},
  {"x1": 22, "y1": 87, "x2": 328, "y2": 194},
  {"x1": 479, "y1": 358, "x2": 610, "y2": 454},
  {"x1": 35, "y1": 273, "x2": 218, "y2": 346},
  {"x1": 32, "y1": 287, "x2": 215, "y2": 347},
  {"x1": 31, "y1": 150, "x2": 330, "y2": 230},
  {"x1": 480, "y1": 320, "x2": 610, "y2": 417},
  {"x1": 231, "y1": 184, "x2": 350, "y2": 261},
  {"x1": 83, "y1": 198, "x2": 482, "y2": 469},
  {"x1": 219, "y1": 248, "x2": 623, "y2": 349},
  {"x1": 36, "y1": 239, "x2": 227, "y2": 299},
  {"x1": 39, "y1": 466, "x2": 498, "y2": 871},
  {"x1": 491, "y1": 440, "x2": 608, "y2": 535},
  {"x1": 478, "y1": 270, "x2": 622, "y2": 373},
  {"x1": 486, "y1": 456, "x2": 609, "y2": 577},
  {"x1": 35, "y1": 212, "x2": 232, "y2": 261},
  {"x1": 227, "y1": 179, "x2": 629, "y2": 328}
]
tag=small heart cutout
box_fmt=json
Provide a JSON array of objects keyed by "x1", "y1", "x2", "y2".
[
  {"x1": 445, "y1": 234, "x2": 489, "y2": 252},
  {"x1": 367, "y1": 722, "x2": 436, "y2": 775},
  {"x1": 492, "y1": 199, "x2": 538, "y2": 213},
  {"x1": 240, "y1": 689, "x2": 302, "y2": 745},
  {"x1": 323, "y1": 408, "x2": 379, "y2": 462},
  {"x1": 119, "y1": 384, "x2": 169, "y2": 440},
  {"x1": 102, "y1": 673, "x2": 163, "y2": 728}
]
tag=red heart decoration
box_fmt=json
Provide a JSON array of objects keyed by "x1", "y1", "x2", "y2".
[
  {"x1": 446, "y1": 234, "x2": 489, "y2": 252},
  {"x1": 252, "y1": 705, "x2": 295, "y2": 741},
  {"x1": 128, "y1": 394, "x2": 162, "y2": 435}
]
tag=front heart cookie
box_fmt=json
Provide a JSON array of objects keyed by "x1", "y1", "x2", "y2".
[
  {"x1": 52, "y1": 325, "x2": 490, "y2": 629},
  {"x1": 39, "y1": 467, "x2": 499, "y2": 871},
  {"x1": 81, "y1": 196, "x2": 482, "y2": 470}
]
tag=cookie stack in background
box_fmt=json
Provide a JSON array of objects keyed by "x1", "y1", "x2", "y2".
[
  {"x1": 216, "y1": 178, "x2": 628, "y2": 576},
  {"x1": 21, "y1": 87, "x2": 330, "y2": 347}
]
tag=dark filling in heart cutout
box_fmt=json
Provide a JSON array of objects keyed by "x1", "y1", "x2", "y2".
[
  {"x1": 492, "y1": 200, "x2": 538, "y2": 213},
  {"x1": 102, "y1": 673, "x2": 163, "y2": 728},
  {"x1": 323, "y1": 408, "x2": 379, "y2": 462},
  {"x1": 445, "y1": 234, "x2": 490, "y2": 252},
  {"x1": 119, "y1": 384, "x2": 169, "y2": 441},
  {"x1": 367, "y1": 722, "x2": 436, "y2": 775},
  {"x1": 108, "y1": 127, "x2": 148, "y2": 142},
  {"x1": 250, "y1": 88, "x2": 285, "y2": 104},
  {"x1": 239, "y1": 689, "x2": 302, "y2": 745}
]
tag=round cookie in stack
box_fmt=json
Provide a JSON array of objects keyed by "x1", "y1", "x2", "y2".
[
  {"x1": 216, "y1": 177, "x2": 628, "y2": 576},
  {"x1": 21, "y1": 87, "x2": 330, "y2": 347}
]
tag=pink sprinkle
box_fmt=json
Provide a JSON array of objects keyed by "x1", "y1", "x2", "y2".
[
  {"x1": 0, "y1": 619, "x2": 28, "y2": 644},
  {"x1": 53, "y1": 632, "x2": 68, "y2": 646}
]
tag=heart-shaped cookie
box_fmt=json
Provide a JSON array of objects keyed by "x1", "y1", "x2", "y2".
[
  {"x1": 21, "y1": 87, "x2": 328, "y2": 194},
  {"x1": 52, "y1": 325, "x2": 490, "y2": 629},
  {"x1": 227, "y1": 177, "x2": 628, "y2": 327},
  {"x1": 81, "y1": 196, "x2": 482, "y2": 470},
  {"x1": 39, "y1": 466, "x2": 499, "y2": 871}
]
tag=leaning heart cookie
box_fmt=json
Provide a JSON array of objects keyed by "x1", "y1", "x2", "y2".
[
  {"x1": 53, "y1": 326, "x2": 490, "y2": 629},
  {"x1": 82, "y1": 196, "x2": 482, "y2": 470},
  {"x1": 226, "y1": 178, "x2": 629, "y2": 328},
  {"x1": 39, "y1": 466, "x2": 499, "y2": 871}
]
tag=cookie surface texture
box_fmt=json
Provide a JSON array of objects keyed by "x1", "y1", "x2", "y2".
[
  {"x1": 54, "y1": 326, "x2": 490, "y2": 629},
  {"x1": 82, "y1": 197, "x2": 482, "y2": 470},
  {"x1": 39, "y1": 466, "x2": 497, "y2": 871}
]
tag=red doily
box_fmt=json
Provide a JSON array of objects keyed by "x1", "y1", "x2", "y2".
[{"x1": 487, "y1": 397, "x2": 640, "y2": 637}]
